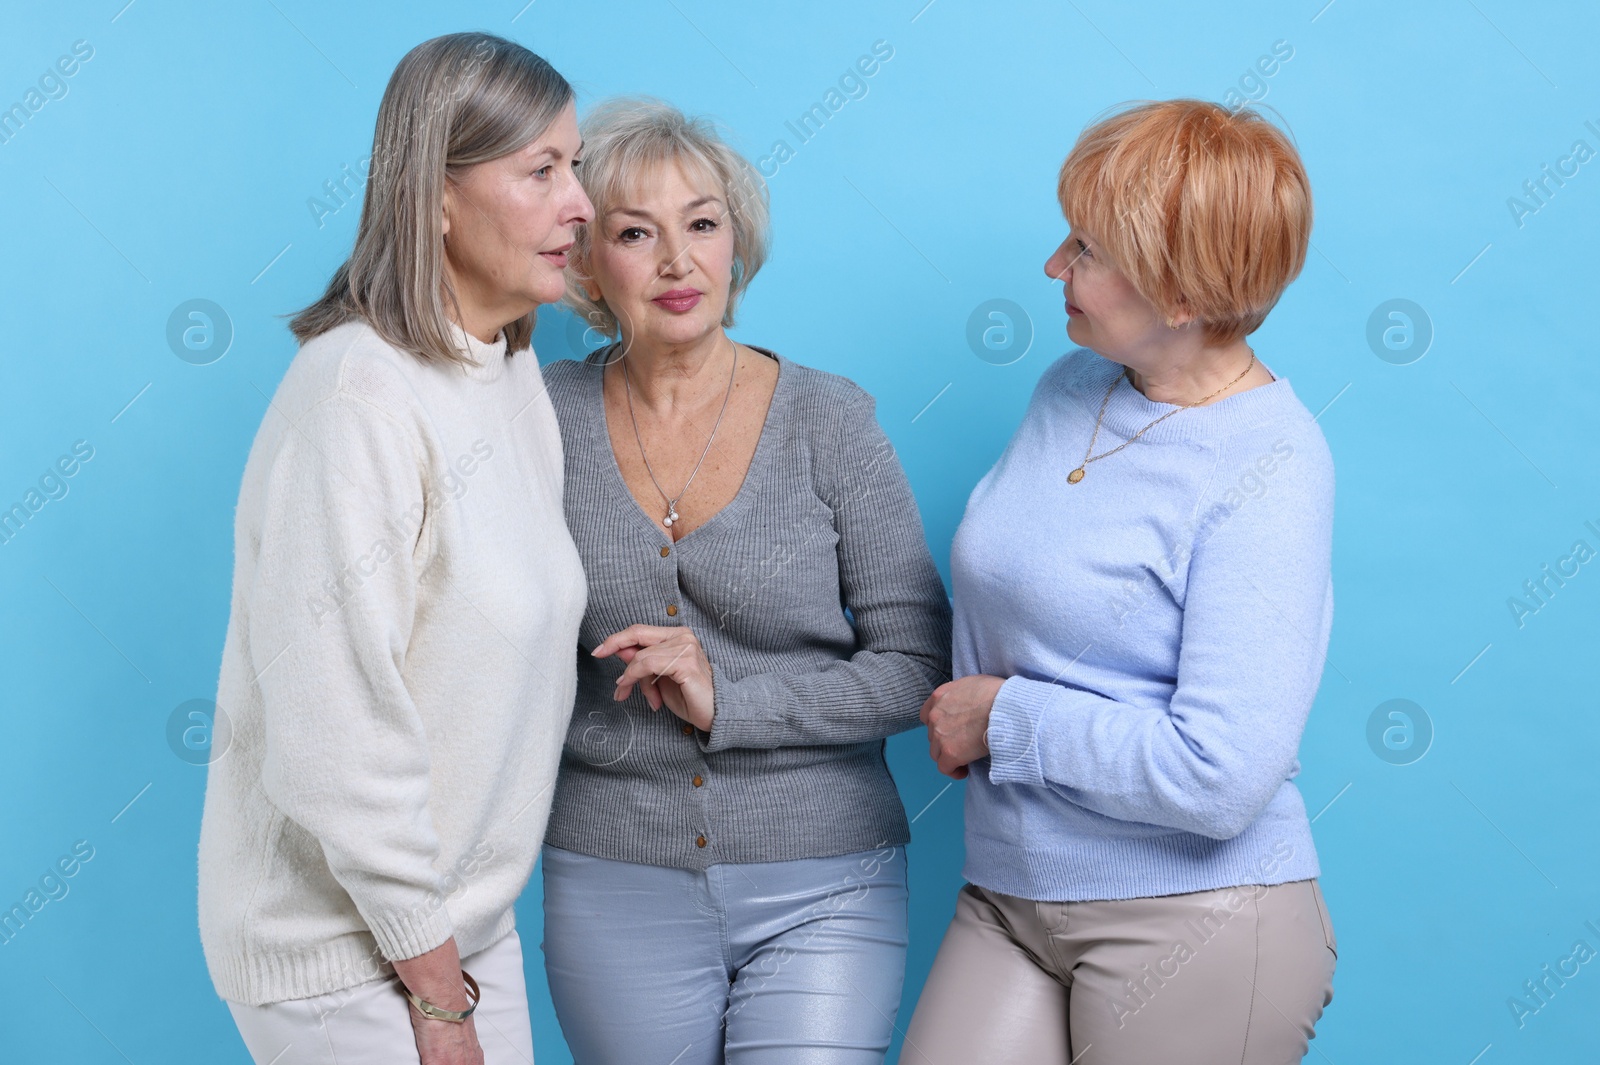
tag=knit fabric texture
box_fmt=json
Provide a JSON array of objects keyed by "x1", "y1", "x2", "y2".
[
  {"x1": 541, "y1": 346, "x2": 952, "y2": 869},
  {"x1": 198, "y1": 320, "x2": 587, "y2": 1005},
  {"x1": 952, "y1": 348, "x2": 1334, "y2": 902}
]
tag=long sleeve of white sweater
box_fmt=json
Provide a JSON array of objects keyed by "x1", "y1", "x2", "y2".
[
  {"x1": 199, "y1": 320, "x2": 587, "y2": 1006},
  {"x1": 248, "y1": 390, "x2": 451, "y2": 961}
]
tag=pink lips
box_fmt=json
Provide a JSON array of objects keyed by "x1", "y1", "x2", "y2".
[
  {"x1": 540, "y1": 242, "x2": 573, "y2": 267},
  {"x1": 1065, "y1": 299, "x2": 1084, "y2": 317},
  {"x1": 652, "y1": 289, "x2": 702, "y2": 313}
]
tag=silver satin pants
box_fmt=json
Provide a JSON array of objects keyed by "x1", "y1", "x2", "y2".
[{"x1": 541, "y1": 841, "x2": 909, "y2": 1064}]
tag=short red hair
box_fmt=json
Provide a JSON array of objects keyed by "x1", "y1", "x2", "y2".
[{"x1": 1057, "y1": 99, "x2": 1312, "y2": 346}]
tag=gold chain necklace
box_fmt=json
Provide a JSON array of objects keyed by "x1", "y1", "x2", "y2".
[{"x1": 1067, "y1": 354, "x2": 1256, "y2": 485}]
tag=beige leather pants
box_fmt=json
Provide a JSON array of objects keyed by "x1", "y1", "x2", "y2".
[{"x1": 900, "y1": 879, "x2": 1336, "y2": 1065}]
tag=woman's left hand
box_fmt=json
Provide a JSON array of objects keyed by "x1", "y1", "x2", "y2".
[
  {"x1": 593, "y1": 624, "x2": 716, "y2": 733},
  {"x1": 921, "y1": 675, "x2": 1006, "y2": 779}
]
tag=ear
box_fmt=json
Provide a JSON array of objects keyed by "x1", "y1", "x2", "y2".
[
  {"x1": 576, "y1": 262, "x2": 601, "y2": 302},
  {"x1": 1165, "y1": 295, "x2": 1197, "y2": 329}
]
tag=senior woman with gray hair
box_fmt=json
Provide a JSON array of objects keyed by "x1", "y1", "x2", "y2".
[
  {"x1": 538, "y1": 97, "x2": 952, "y2": 1063},
  {"x1": 198, "y1": 33, "x2": 589, "y2": 1065}
]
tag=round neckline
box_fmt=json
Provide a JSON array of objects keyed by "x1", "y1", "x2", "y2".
[
  {"x1": 581, "y1": 342, "x2": 788, "y2": 547},
  {"x1": 1079, "y1": 350, "x2": 1297, "y2": 443},
  {"x1": 447, "y1": 320, "x2": 510, "y2": 382}
]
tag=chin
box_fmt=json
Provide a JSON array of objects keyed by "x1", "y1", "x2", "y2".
[
  {"x1": 650, "y1": 313, "x2": 721, "y2": 347},
  {"x1": 528, "y1": 280, "x2": 567, "y2": 308}
]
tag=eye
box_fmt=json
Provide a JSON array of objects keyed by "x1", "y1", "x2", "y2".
[
  {"x1": 618, "y1": 226, "x2": 648, "y2": 242},
  {"x1": 1075, "y1": 237, "x2": 1092, "y2": 259},
  {"x1": 533, "y1": 165, "x2": 553, "y2": 179},
  {"x1": 690, "y1": 216, "x2": 720, "y2": 233}
]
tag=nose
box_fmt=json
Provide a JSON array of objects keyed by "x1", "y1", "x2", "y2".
[
  {"x1": 562, "y1": 167, "x2": 593, "y2": 227},
  {"x1": 1045, "y1": 239, "x2": 1072, "y2": 284},
  {"x1": 656, "y1": 230, "x2": 691, "y2": 279},
  {"x1": 571, "y1": 183, "x2": 594, "y2": 226}
]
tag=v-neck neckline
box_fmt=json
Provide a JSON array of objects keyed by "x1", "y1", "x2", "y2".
[{"x1": 583, "y1": 342, "x2": 789, "y2": 548}]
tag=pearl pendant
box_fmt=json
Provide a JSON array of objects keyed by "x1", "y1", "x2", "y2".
[
  {"x1": 1067, "y1": 467, "x2": 1085, "y2": 484},
  {"x1": 663, "y1": 507, "x2": 680, "y2": 528}
]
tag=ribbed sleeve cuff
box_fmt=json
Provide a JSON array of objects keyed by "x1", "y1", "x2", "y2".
[
  {"x1": 363, "y1": 899, "x2": 456, "y2": 963},
  {"x1": 700, "y1": 670, "x2": 783, "y2": 753},
  {"x1": 985, "y1": 676, "x2": 1056, "y2": 786}
]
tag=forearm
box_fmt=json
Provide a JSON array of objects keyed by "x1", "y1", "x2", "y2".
[
  {"x1": 703, "y1": 647, "x2": 946, "y2": 752},
  {"x1": 986, "y1": 672, "x2": 1311, "y2": 840},
  {"x1": 392, "y1": 937, "x2": 471, "y2": 1011}
]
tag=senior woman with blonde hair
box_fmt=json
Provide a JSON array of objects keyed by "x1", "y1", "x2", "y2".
[
  {"x1": 198, "y1": 33, "x2": 590, "y2": 1065},
  {"x1": 537, "y1": 97, "x2": 952, "y2": 1063},
  {"x1": 903, "y1": 100, "x2": 1337, "y2": 1063}
]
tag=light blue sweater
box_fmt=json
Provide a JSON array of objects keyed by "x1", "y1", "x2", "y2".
[{"x1": 951, "y1": 348, "x2": 1334, "y2": 902}]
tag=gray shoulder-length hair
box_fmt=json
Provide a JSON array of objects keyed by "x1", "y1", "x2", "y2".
[
  {"x1": 289, "y1": 32, "x2": 572, "y2": 366},
  {"x1": 565, "y1": 97, "x2": 770, "y2": 339}
]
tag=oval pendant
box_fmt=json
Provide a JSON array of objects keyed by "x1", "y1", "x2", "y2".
[
  {"x1": 1067, "y1": 467, "x2": 1085, "y2": 484},
  {"x1": 663, "y1": 516, "x2": 674, "y2": 527}
]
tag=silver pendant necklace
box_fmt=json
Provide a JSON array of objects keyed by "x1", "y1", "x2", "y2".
[{"x1": 620, "y1": 339, "x2": 739, "y2": 528}]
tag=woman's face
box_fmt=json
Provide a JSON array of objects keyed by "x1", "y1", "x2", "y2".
[
  {"x1": 581, "y1": 161, "x2": 736, "y2": 350},
  {"x1": 1043, "y1": 227, "x2": 1181, "y2": 364},
  {"x1": 442, "y1": 100, "x2": 591, "y2": 315}
]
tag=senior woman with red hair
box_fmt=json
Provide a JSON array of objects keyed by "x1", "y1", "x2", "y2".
[{"x1": 903, "y1": 100, "x2": 1337, "y2": 1063}]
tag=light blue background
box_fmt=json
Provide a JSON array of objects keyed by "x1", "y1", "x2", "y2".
[{"x1": 2, "y1": 1, "x2": 1597, "y2": 1062}]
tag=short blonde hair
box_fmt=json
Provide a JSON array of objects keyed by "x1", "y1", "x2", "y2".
[
  {"x1": 565, "y1": 97, "x2": 770, "y2": 339},
  {"x1": 1058, "y1": 99, "x2": 1312, "y2": 346}
]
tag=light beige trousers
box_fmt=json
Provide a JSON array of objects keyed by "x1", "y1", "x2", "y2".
[{"x1": 900, "y1": 879, "x2": 1336, "y2": 1065}]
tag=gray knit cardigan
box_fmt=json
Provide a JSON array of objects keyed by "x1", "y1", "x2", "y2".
[{"x1": 541, "y1": 345, "x2": 953, "y2": 869}]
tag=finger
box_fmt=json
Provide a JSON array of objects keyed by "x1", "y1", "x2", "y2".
[
  {"x1": 613, "y1": 650, "x2": 673, "y2": 693},
  {"x1": 592, "y1": 624, "x2": 676, "y2": 659},
  {"x1": 657, "y1": 676, "x2": 688, "y2": 718},
  {"x1": 613, "y1": 645, "x2": 665, "y2": 696},
  {"x1": 615, "y1": 639, "x2": 701, "y2": 693}
]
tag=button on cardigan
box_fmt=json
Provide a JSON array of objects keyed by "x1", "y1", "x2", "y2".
[{"x1": 541, "y1": 346, "x2": 953, "y2": 869}]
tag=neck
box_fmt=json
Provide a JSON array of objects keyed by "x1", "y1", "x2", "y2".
[
  {"x1": 614, "y1": 329, "x2": 734, "y2": 415},
  {"x1": 444, "y1": 270, "x2": 530, "y2": 345},
  {"x1": 1122, "y1": 339, "x2": 1260, "y2": 406}
]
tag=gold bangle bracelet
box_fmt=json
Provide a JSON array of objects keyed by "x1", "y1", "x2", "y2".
[{"x1": 402, "y1": 969, "x2": 480, "y2": 1023}]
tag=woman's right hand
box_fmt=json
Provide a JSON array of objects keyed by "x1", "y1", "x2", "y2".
[
  {"x1": 408, "y1": 1009, "x2": 484, "y2": 1065},
  {"x1": 393, "y1": 938, "x2": 484, "y2": 1065}
]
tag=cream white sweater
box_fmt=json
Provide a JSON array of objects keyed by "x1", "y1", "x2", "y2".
[{"x1": 198, "y1": 319, "x2": 586, "y2": 1006}]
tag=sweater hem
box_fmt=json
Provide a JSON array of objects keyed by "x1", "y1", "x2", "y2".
[
  {"x1": 960, "y1": 830, "x2": 1321, "y2": 903},
  {"x1": 543, "y1": 820, "x2": 911, "y2": 870},
  {"x1": 207, "y1": 907, "x2": 517, "y2": 1007}
]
